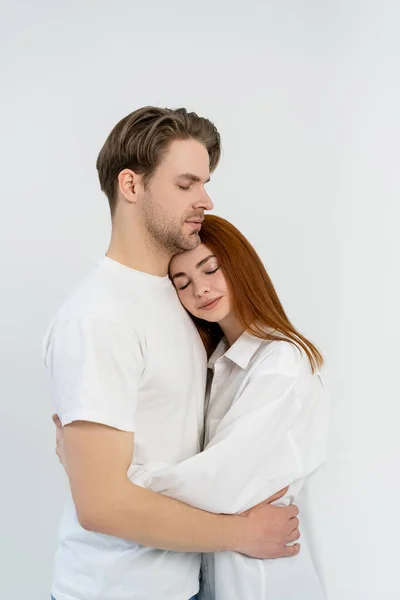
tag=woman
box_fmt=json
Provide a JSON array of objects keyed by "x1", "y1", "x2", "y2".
[
  {"x1": 55, "y1": 215, "x2": 329, "y2": 599},
  {"x1": 163, "y1": 214, "x2": 328, "y2": 599}
]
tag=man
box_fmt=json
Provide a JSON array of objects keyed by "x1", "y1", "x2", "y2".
[{"x1": 44, "y1": 106, "x2": 300, "y2": 600}]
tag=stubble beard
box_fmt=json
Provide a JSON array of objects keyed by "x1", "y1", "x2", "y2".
[{"x1": 142, "y1": 190, "x2": 201, "y2": 255}]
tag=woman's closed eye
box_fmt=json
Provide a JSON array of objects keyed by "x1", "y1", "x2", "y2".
[
  {"x1": 175, "y1": 267, "x2": 220, "y2": 291},
  {"x1": 205, "y1": 267, "x2": 220, "y2": 275}
]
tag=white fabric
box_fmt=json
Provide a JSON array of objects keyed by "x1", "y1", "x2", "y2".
[
  {"x1": 130, "y1": 332, "x2": 329, "y2": 600},
  {"x1": 43, "y1": 257, "x2": 207, "y2": 600}
]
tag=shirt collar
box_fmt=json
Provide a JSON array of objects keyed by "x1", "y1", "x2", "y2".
[
  {"x1": 207, "y1": 337, "x2": 229, "y2": 369},
  {"x1": 208, "y1": 331, "x2": 265, "y2": 370}
]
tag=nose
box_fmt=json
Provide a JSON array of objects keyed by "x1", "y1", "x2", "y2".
[
  {"x1": 194, "y1": 188, "x2": 214, "y2": 211},
  {"x1": 193, "y1": 280, "x2": 211, "y2": 298}
]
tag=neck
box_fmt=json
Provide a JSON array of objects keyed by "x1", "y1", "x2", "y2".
[
  {"x1": 218, "y1": 313, "x2": 245, "y2": 346},
  {"x1": 106, "y1": 210, "x2": 172, "y2": 277}
]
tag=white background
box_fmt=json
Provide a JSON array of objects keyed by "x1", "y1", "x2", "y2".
[{"x1": 1, "y1": 1, "x2": 399, "y2": 598}]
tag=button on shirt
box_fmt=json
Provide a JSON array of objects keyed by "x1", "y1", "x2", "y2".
[{"x1": 134, "y1": 331, "x2": 329, "y2": 600}]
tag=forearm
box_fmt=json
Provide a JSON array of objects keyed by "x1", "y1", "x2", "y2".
[
  {"x1": 80, "y1": 477, "x2": 244, "y2": 553},
  {"x1": 62, "y1": 421, "x2": 246, "y2": 553}
]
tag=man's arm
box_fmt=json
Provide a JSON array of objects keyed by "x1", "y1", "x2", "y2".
[
  {"x1": 63, "y1": 420, "x2": 299, "y2": 557},
  {"x1": 47, "y1": 313, "x2": 298, "y2": 558}
]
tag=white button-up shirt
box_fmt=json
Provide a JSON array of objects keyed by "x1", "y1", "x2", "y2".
[{"x1": 130, "y1": 332, "x2": 329, "y2": 599}]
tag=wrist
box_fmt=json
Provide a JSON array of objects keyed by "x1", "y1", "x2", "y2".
[{"x1": 218, "y1": 514, "x2": 246, "y2": 553}]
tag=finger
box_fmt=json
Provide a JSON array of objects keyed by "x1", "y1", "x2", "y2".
[
  {"x1": 287, "y1": 528, "x2": 300, "y2": 543},
  {"x1": 289, "y1": 517, "x2": 299, "y2": 532},
  {"x1": 288, "y1": 504, "x2": 299, "y2": 518},
  {"x1": 283, "y1": 543, "x2": 300, "y2": 557},
  {"x1": 52, "y1": 414, "x2": 62, "y2": 428},
  {"x1": 265, "y1": 486, "x2": 289, "y2": 503}
]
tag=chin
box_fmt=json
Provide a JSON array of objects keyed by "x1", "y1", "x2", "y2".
[
  {"x1": 180, "y1": 234, "x2": 201, "y2": 251},
  {"x1": 198, "y1": 310, "x2": 229, "y2": 324},
  {"x1": 171, "y1": 237, "x2": 197, "y2": 254}
]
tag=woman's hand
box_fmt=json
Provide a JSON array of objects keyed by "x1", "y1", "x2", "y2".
[{"x1": 52, "y1": 414, "x2": 66, "y2": 466}]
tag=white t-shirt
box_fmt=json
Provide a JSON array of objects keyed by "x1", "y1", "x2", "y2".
[
  {"x1": 129, "y1": 333, "x2": 329, "y2": 600},
  {"x1": 43, "y1": 257, "x2": 207, "y2": 600}
]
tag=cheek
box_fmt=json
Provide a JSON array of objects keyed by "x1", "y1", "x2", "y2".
[
  {"x1": 150, "y1": 180, "x2": 179, "y2": 213},
  {"x1": 177, "y1": 290, "x2": 195, "y2": 313},
  {"x1": 214, "y1": 272, "x2": 230, "y2": 295}
]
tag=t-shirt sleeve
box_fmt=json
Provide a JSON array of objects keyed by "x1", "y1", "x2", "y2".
[{"x1": 44, "y1": 313, "x2": 145, "y2": 432}]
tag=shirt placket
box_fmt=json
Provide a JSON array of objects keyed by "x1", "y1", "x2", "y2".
[{"x1": 209, "y1": 358, "x2": 229, "y2": 417}]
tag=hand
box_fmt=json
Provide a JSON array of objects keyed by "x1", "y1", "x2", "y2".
[
  {"x1": 237, "y1": 487, "x2": 300, "y2": 559},
  {"x1": 52, "y1": 414, "x2": 66, "y2": 467}
]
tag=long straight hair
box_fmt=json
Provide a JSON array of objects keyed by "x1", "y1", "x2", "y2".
[{"x1": 190, "y1": 214, "x2": 324, "y2": 373}]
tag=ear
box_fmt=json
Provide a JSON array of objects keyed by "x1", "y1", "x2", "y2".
[{"x1": 117, "y1": 169, "x2": 142, "y2": 204}]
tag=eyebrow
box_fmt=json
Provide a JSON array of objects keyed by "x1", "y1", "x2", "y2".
[
  {"x1": 176, "y1": 172, "x2": 211, "y2": 184},
  {"x1": 171, "y1": 254, "x2": 216, "y2": 280}
]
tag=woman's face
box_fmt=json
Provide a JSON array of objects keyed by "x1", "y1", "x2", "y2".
[{"x1": 170, "y1": 243, "x2": 231, "y2": 322}]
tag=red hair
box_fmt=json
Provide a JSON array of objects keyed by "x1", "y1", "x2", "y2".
[{"x1": 190, "y1": 214, "x2": 324, "y2": 373}]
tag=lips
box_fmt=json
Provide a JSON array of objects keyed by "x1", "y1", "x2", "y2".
[
  {"x1": 185, "y1": 214, "x2": 204, "y2": 224},
  {"x1": 185, "y1": 220, "x2": 203, "y2": 231},
  {"x1": 198, "y1": 297, "x2": 222, "y2": 310}
]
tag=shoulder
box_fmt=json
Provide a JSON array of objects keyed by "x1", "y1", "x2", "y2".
[
  {"x1": 252, "y1": 339, "x2": 310, "y2": 378},
  {"x1": 42, "y1": 311, "x2": 147, "y2": 378},
  {"x1": 43, "y1": 274, "x2": 144, "y2": 362},
  {"x1": 46, "y1": 266, "x2": 143, "y2": 339}
]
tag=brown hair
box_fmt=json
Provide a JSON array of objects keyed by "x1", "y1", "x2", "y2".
[
  {"x1": 96, "y1": 106, "x2": 221, "y2": 215},
  {"x1": 190, "y1": 215, "x2": 324, "y2": 373}
]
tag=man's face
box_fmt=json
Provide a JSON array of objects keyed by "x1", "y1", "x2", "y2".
[{"x1": 139, "y1": 139, "x2": 213, "y2": 254}]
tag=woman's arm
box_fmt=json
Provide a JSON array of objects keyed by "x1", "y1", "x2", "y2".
[{"x1": 147, "y1": 369, "x2": 329, "y2": 514}]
